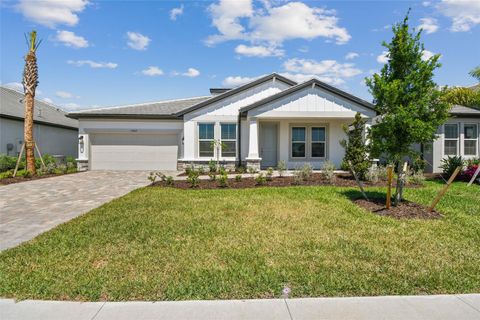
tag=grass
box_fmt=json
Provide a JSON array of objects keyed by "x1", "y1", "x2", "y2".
[{"x1": 0, "y1": 181, "x2": 479, "y2": 301}]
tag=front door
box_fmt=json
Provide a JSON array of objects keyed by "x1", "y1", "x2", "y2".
[{"x1": 260, "y1": 123, "x2": 278, "y2": 168}]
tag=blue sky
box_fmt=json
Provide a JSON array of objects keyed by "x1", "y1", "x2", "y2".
[{"x1": 1, "y1": 0, "x2": 479, "y2": 111}]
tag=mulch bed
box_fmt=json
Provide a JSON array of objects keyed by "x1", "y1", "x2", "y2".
[
  {"x1": 354, "y1": 198, "x2": 441, "y2": 219},
  {"x1": 0, "y1": 172, "x2": 78, "y2": 185},
  {"x1": 152, "y1": 173, "x2": 423, "y2": 189}
]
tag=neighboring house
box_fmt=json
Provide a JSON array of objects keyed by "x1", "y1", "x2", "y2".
[
  {"x1": 0, "y1": 86, "x2": 78, "y2": 158},
  {"x1": 424, "y1": 104, "x2": 480, "y2": 172},
  {"x1": 67, "y1": 74, "x2": 480, "y2": 173}
]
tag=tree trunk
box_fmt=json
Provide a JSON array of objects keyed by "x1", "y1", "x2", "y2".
[
  {"x1": 393, "y1": 162, "x2": 403, "y2": 206},
  {"x1": 24, "y1": 92, "x2": 36, "y2": 175}
]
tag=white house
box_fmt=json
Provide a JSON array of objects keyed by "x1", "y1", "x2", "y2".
[
  {"x1": 67, "y1": 74, "x2": 480, "y2": 173},
  {"x1": 1, "y1": 86, "x2": 78, "y2": 158}
]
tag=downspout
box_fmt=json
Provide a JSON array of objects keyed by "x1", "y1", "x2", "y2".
[{"x1": 237, "y1": 112, "x2": 242, "y2": 167}]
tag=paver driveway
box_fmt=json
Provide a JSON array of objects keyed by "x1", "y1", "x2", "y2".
[{"x1": 0, "y1": 171, "x2": 157, "y2": 251}]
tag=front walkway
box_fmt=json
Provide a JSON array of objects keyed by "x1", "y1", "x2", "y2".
[
  {"x1": 0, "y1": 171, "x2": 156, "y2": 251},
  {"x1": 1, "y1": 294, "x2": 479, "y2": 320}
]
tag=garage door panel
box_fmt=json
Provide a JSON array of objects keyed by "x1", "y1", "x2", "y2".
[{"x1": 90, "y1": 133, "x2": 178, "y2": 171}]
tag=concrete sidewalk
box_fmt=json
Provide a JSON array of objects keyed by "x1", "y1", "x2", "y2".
[{"x1": 1, "y1": 294, "x2": 479, "y2": 320}]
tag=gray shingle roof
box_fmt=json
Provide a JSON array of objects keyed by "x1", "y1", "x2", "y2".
[
  {"x1": 450, "y1": 104, "x2": 480, "y2": 117},
  {"x1": 67, "y1": 96, "x2": 211, "y2": 119},
  {"x1": 0, "y1": 86, "x2": 78, "y2": 129}
]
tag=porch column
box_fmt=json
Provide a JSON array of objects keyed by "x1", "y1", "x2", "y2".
[{"x1": 246, "y1": 117, "x2": 261, "y2": 171}]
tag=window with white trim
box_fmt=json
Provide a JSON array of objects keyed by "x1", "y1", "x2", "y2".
[
  {"x1": 198, "y1": 123, "x2": 214, "y2": 157},
  {"x1": 221, "y1": 123, "x2": 236, "y2": 157},
  {"x1": 444, "y1": 124, "x2": 458, "y2": 155},
  {"x1": 291, "y1": 127, "x2": 306, "y2": 158},
  {"x1": 464, "y1": 124, "x2": 478, "y2": 156},
  {"x1": 311, "y1": 127, "x2": 326, "y2": 158}
]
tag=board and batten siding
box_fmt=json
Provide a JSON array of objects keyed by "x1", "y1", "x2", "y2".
[{"x1": 182, "y1": 79, "x2": 291, "y2": 161}]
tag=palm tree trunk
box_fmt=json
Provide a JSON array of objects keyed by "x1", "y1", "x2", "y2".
[{"x1": 24, "y1": 91, "x2": 36, "y2": 175}]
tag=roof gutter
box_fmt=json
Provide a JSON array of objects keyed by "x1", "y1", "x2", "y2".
[
  {"x1": 0, "y1": 114, "x2": 78, "y2": 130},
  {"x1": 66, "y1": 113, "x2": 183, "y2": 120}
]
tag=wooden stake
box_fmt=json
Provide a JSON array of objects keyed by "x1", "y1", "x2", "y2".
[
  {"x1": 428, "y1": 166, "x2": 461, "y2": 212},
  {"x1": 386, "y1": 165, "x2": 393, "y2": 209},
  {"x1": 348, "y1": 161, "x2": 369, "y2": 201},
  {"x1": 13, "y1": 143, "x2": 25, "y2": 177},
  {"x1": 34, "y1": 143, "x2": 46, "y2": 168},
  {"x1": 467, "y1": 166, "x2": 480, "y2": 187}
]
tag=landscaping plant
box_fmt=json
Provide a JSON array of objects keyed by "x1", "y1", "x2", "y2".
[
  {"x1": 277, "y1": 160, "x2": 286, "y2": 177},
  {"x1": 340, "y1": 112, "x2": 370, "y2": 180},
  {"x1": 187, "y1": 170, "x2": 200, "y2": 188},
  {"x1": 266, "y1": 167, "x2": 274, "y2": 181},
  {"x1": 165, "y1": 176, "x2": 174, "y2": 186},
  {"x1": 321, "y1": 161, "x2": 336, "y2": 183},
  {"x1": 218, "y1": 173, "x2": 228, "y2": 188},
  {"x1": 255, "y1": 173, "x2": 266, "y2": 185},
  {"x1": 300, "y1": 163, "x2": 313, "y2": 181},
  {"x1": 440, "y1": 156, "x2": 464, "y2": 180},
  {"x1": 235, "y1": 174, "x2": 242, "y2": 182},
  {"x1": 208, "y1": 160, "x2": 217, "y2": 173},
  {"x1": 365, "y1": 10, "x2": 450, "y2": 205}
]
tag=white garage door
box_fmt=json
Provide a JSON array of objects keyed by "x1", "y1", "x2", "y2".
[{"x1": 90, "y1": 133, "x2": 178, "y2": 170}]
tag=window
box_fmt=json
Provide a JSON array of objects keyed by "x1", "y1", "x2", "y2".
[
  {"x1": 291, "y1": 127, "x2": 306, "y2": 158},
  {"x1": 464, "y1": 124, "x2": 478, "y2": 156},
  {"x1": 198, "y1": 123, "x2": 214, "y2": 157},
  {"x1": 221, "y1": 123, "x2": 236, "y2": 157},
  {"x1": 444, "y1": 124, "x2": 458, "y2": 156},
  {"x1": 311, "y1": 127, "x2": 326, "y2": 158}
]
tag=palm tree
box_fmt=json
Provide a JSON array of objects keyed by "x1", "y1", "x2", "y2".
[
  {"x1": 22, "y1": 31, "x2": 41, "y2": 175},
  {"x1": 470, "y1": 66, "x2": 480, "y2": 82}
]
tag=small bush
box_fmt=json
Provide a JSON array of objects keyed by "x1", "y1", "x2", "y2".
[
  {"x1": 218, "y1": 166, "x2": 227, "y2": 175},
  {"x1": 463, "y1": 160, "x2": 479, "y2": 182},
  {"x1": 198, "y1": 166, "x2": 205, "y2": 175},
  {"x1": 148, "y1": 171, "x2": 166, "y2": 183},
  {"x1": 185, "y1": 165, "x2": 193, "y2": 176},
  {"x1": 208, "y1": 160, "x2": 217, "y2": 173},
  {"x1": 300, "y1": 163, "x2": 313, "y2": 181},
  {"x1": 409, "y1": 171, "x2": 425, "y2": 185},
  {"x1": 236, "y1": 166, "x2": 246, "y2": 174},
  {"x1": 322, "y1": 161, "x2": 335, "y2": 182},
  {"x1": 248, "y1": 166, "x2": 258, "y2": 174},
  {"x1": 365, "y1": 166, "x2": 379, "y2": 184},
  {"x1": 0, "y1": 154, "x2": 20, "y2": 172},
  {"x1": 209, "y1": 172, "x2": 217, "y2": 181},
  {"x1": 0, "y1": 170, "x2": 13, "y2": 179},
  {"x1": 235, "y1": 174, "x2": 242, "y2": 182},
  {"x1": 277, "y1": 160, "x2": 286, "y2": 177},
  {"x1": 17, "y1": 169, "x2": 31, "y2": 178},
  {"x1": 255, "y1": 173, "x2": 266, "y2": 185},
  {"x1": 292, "y1": 170, "x2": 303, "y2": 185},
  {"x1": 187, "y1": 170, "x2": 200, "y2": 188},
  {"x1": 165, "y1": 176, "x2": 174, "y2": 186},
  {"x1": 218, "y1": 173, "x2": 228, "y2": 188},
  {"x1": 440, "y1": 156, "x2": 464, "y2": 179},
  {"x1": 266, "y1": 167, "x2": 274, "y2": 181}
]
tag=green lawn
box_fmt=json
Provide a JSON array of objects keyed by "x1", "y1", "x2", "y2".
[{"x1": 0, "y1": 181, "x2": 479, "y2": 301}]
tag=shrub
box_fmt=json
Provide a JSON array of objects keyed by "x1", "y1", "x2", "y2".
[
  {"x1": 377, "y1": 166, "x2": 388, "y2": 181},
  {"x1": 187, "y1": 170, "x2": 200, "y2": 188},
  {"x1": 365, "y1": 166, "x2": 379, "y2": 184},
  {"x1": 266, "y1": 167, "x2": 274, "y2": 181},
  {"x1": 463, "y1": 160, "x2": 479, "y2": 182},
  {"x1": 235, "y1": 174, "x2": 242, "y2": 182},
  {"x1": 236, "y1": 165, "x2": 246, "y2": 174},
  {"x1": 218, "y1": 173, "x2": 228, "y2": 188},
  {"x1": 339, "y1": 112, "x2": 370, "y2": 180},
  {"x1": 409, "y1": 171, "x2": 425, "y2": 185},
  {"x1": 209, "y1": 172, "x2": 217, "y2": 181},
  {"x1": 208, "y1": 160, "x2": 217, "y2": 173},
  {"x1": 55, "y1": 164, "x2": 68, "y2": 174},
  {"x1": 292, "y1": 170, "x2": 302, "y2": 185},
  {"x1": 440, "y1": 156, "x2": 464, "y2": 179},
  {"x1": 0, "y1": 154, "x2": 19, "y2": 172},
  {"x1": 165, "y1": 176, "x2": 174, "y2": 186},
  {"x1": 322, "y1": 161, "x2": 335, "y2": 182},
  {"x1": 218, "y1": 166, "x2": 227, "y2": 175},
  {"x1": 198, "y1": 166, "x2": 205, "y2": 175},
  {"x1": 185, "y1": 165, "x2": 193, "y2": 176},
  {"x1": 255, "y1": 173, "x2": 266, "y2": 185},
  {"x1": 148, "y1": 171, "x2": 167, "y2": 183},
  {"x1": 17, "y1": 169, "x2": 31, "y2": 178},
  {"x1": 277, "y1": 160, "x2": 286, "y2": 177},
  {"x1": 300, "y1": 163, "x2": 313, "y2": 181},
  {"x1": 0, "y1": 170, "x2": 13, "y2": 179}
]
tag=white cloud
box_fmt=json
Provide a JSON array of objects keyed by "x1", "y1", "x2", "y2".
[
  {"x1": 438, "y1": 0, "x2": 480, "y2": 32},
  {"x1": 298, "y1": 46, "x2": 309, "y2": 53},
  {"x1": 42, "y1": 97, "x2": 54, "y2": 104},
  {"x1": 182, "y1": 68, "x2": 200, "y2": 77},
  {"x1": 206, "y1": 0, "x2": 351, "y2": 55},
  {"x1": 3, "y1": 82, "x2": 23, "y2": 92},
  {"x1": 141, "y1": 66, "x2": 164, "y2": 76},
  {"x1": 283, "y1": 58, "x2": 362, "y2": 79},
  {"x1": 17, "y1": 0, "x2": 89, "y2": 28},
  {"x1": 67, "y1": 60, "x2": 118, "y2": 69},
  {"x1": 55, "y1": 30, "x2": 89, "y2": 48},
  {"x1": 170, "y1": 4, "x2": 184, "y2": 20},
  {"x1": 418, "y1": 18, "x2": 439, "y2": 34},
  {"x1": 376, "y1": 51, "x2": 389, "y2": 64},
  {"x1": 235, "y1": 44, "x2": 284, "y2": 57},
  {"x1": 55, "y1": 91, "x2": 73, "y2": 99},
  {"x1": 345, "y1": 52, "x2": 359, "y2": 60},
  {"x1": 280, "y1": 72, "x2": 345, "y2": 86},
  {"x1": 62, "y1": 102, "x2": 81, "y2": 111},
  {"x1": 422, "y1": 49, "x2": 439, "y2": 61},
  {"x1": 126, "y1": 32, "x2": 151, "y2": 50},
  {"x1": 222, "y1": 75, "x2": 262, "y2": 87},
  {"x1": 422, "y1": 1, "x2": 431, "y2": 7}
]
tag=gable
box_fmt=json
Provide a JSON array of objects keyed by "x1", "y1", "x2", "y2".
[
  {"x1": 248, "y1": 85, "x2": 376, "y2": 118},
  {"x1": 184, "y1": 77, "x2": 292, "y2": 121}
]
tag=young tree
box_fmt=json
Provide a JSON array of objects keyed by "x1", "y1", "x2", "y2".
[
  {"x1": 365, "y1": 11, "x2": 450, "y2": 205},
  {"x1": 23, "y1": 31, "x2": 41, "y2": 175},
  {"x1": 470, "y1": 66, "x2": 480, "y2": 82},
  {"x1": 340, "y1": 112, "x2": 370, "y2": 180}
]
